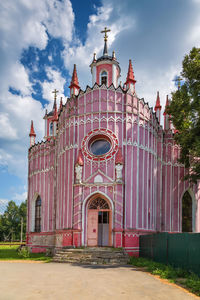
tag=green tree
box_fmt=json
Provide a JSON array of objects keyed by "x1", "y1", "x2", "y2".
[
  {"x1": 168, "y1": 47, "x2": 200, "y2": 183},
  {"x1": 0, "y1": 200, "x2": 27, "y2": 241}
]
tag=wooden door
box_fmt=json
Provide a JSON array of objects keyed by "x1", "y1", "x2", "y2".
[
  {"x1": 87, "y1": 210, "x2": 98, "y2": 246},
  {"x1": 98, "y1": 211, "x2": 109, "y2": 246}
]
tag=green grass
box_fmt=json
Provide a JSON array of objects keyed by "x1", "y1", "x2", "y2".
[
  {"x1": 130, "y1": 257, "x2": 200, "y2": 296},
  {"x1": 0, "y1": 245, "x2": 52, "y2": 262}
]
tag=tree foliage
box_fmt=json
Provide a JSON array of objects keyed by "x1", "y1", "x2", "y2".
[
  {"x1": 168, "y1": 47, "x2": 200, "y2": 183},
  {"x1": 0, "y1": 200, "x2": 27, "y2": 241}
]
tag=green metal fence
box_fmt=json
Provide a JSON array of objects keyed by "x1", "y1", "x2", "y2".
[{"x1": 139, "y1": 233, "x2": 200, "y2": 276}]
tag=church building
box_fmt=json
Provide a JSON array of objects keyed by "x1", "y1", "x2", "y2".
[{"x1": 27, "y1": 28, "x2": 200, "y2": 256}]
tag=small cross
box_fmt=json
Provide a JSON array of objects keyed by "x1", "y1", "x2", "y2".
[
  {"x1": 52, "y1": 89, "x2": 59, "y2": 101},
  {"x1": 101, "y1": 27, "x2": 111, "y2": 42},
  {"x1": 173, "y1": 76, "x2": 182, "y2": 90}
]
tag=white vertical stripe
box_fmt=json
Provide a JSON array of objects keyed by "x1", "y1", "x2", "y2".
[
  {"x1": 146, "y1": 122, "x2": 150, "y2": 229},
  {"x1": 130, "y1": 118, "x2": 133, "y2": 228},
  {"x1": 160, "y1": 132, "x2": 163, "y2": 231},
  {"x1": 142, "y1": 124, "x2": 145, "y2": 229},
  {"x1": 67, "y1": 126, "x2": 70, "y2": 228},
  {"x1": 72, "y1": 115, "x2": 75, "y2": 228},
  {"x1": 178, "y1": 165, "x2": 180, "y2": 232},
  {"x1": 136, "y1": 106, "x2": 140, "y2": 228}
]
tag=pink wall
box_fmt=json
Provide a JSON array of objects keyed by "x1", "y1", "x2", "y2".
[{"x1": 27, "y1": 83, "x2": 200, "y2": 253}]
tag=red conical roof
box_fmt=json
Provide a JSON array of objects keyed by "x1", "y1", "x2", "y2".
[
  {"x1": 163, "y1": 95, "x2": 170, "y2": 115},
  {"x1": 29, "y1": 120, "x2": 36, "y2": 137},
  {"x1": 155, "y1": 91, "x2": 162, "y2": 110},
  {"x1": 53, "y1": 99, "x2": 58, "y2": 121},
  {"x1": 69, "y1": 64, "x2": 80, "y2": 88},
  {"x1": 76, "y1": 149, "x2": 84, "y2": 166},
  {"x1": 115, "y1": 147, "x2": 123, "y2": 165},
  {"x1": 59, "y1": 97, "x2": 63, "y2": 111},
  {"x1": 125, "y1": 59, "x2": 136, "y2": 84}
]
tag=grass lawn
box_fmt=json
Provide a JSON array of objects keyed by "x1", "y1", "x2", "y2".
[
  {"x1": 0, "y1": 245, "x2": 52, "y2": 262},
  {"x1": 130, "y1": 256, "x2": 200, "y2": 297}
]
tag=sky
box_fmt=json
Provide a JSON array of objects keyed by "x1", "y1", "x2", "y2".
[{"x1": 0, "y1": 0, "x2": 200, "y2": 212}]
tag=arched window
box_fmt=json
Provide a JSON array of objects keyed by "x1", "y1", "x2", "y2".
[
  {"x1": 35, "y1": 196, "x2": 41, "y2": 232},
  {"x1": 182, "y1": 191, "x2": 192, "y2": 232},
  {"x1": 101, "y1": 71, "x2": 107, "y2": 85},
  {"x1": 49, "y1": 122, "x2": 53, "y2": 136}
]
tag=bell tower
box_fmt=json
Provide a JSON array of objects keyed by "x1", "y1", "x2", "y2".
[{"x1": 90, "y1": 27, "x2": 121, "y2": 88}]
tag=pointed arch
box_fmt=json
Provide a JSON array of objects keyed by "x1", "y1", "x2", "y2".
[
  {"x1": 181, "y1": 188, "x2": 197, "y2": 232},
  {"x1": 31, "y1": 193, "x2": 42, "y2": 232}
]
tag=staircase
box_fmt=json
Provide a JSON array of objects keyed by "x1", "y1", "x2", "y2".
[{"x1": 53, "y1": 247, "x2": 129, "y2": 265}]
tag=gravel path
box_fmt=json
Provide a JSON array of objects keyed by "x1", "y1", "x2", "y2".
[{"x1": 0, "y1": 261, "x2": 198, "y2": 300}]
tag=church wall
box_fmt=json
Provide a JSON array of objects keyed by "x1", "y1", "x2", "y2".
[
  {"x1": 27, "y1": 141, "x2": 56, "y2": 251},
  {"x1": 27, "y1": 86, "x2": 200, "y2": 254}
]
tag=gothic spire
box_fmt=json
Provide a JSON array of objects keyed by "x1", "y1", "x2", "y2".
[
  {"x1": 125, "y1": 59, "x2": 136, "y2": 84},
  {"x1": 163, "y1": 95, "x2": 170, "y2": 115},
  {"x1": 29, "y1": 120, "x2": 36, "y2": 147},
  {"x1": 70, "y1": 64, "x2": 79, "y2": 88},
  {"x1": 29, "y1": 120, "x2": 36, "y2": 137},
  {"x1": 155, "y1": 91, "x2": 161, "y2": 110},
  {"x1": 59, "y1": 97, "x2": 63, "y2": 111},
  {"x1": 69, "y1": 64, "x2": 80, "y2": 96}
]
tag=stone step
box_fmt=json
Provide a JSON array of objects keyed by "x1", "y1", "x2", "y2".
[{"x1": 52, "y1": 247, "x2": 129, "y2": 265}]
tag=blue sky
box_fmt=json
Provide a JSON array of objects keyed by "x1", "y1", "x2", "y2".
[{"x1": 0, "y1": 0, "x2": 200, "y2": 212}]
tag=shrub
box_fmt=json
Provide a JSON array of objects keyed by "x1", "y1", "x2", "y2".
[{"x1": 17, "y1": 246, "x2": 30, "y2": 258}]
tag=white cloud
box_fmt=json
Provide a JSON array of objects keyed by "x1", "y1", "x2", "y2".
[
  {"x1": 62, "y1": 2, "x2": 135, "y2": 88},
  {"x1": 0, "y1": 0, "x2": 74, "y2": 180},
  {"x1": 42, "y1": 67, "x2": 66, "y2": 107},
  {"x1": 62, "y1": 0, "x2": 200, "y2": 120},
  {"x1": 13, "y1": 191, "x2": 27, "y2": 203},
  {"x1": 0, "y1": 199, "x2": 9, "y2": 214}
]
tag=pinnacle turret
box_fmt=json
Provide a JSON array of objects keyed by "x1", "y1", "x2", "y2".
[
  {"x1": 125, "y1": 59, "x2": 136, "y2": 93},
  {"x1": 29, "y1": 120, "x2": 36, "y2": 147},
  {"x1": 125, "y1": 59, "x2": 136, "y2": 84},
  {"x1": 69, "y1": 64, "x2": 80, "y2": 96},
  {"x1": 163, "y1": 95, "x2": 171, "y2": 130},
  {"x1": 155, "y1": 91, "x2": 162, "y2": 124}
]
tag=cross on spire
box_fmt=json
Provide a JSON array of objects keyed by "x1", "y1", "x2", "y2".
[
  {"x1": 101, "y1": 27, "x2": 111, "y2": 42},
  {"x1": 173, "y1": 76, "x2": 182, "y2": 90},
  {"x1": 52, "y1": 89, "x2": 59, "y2": 101}
]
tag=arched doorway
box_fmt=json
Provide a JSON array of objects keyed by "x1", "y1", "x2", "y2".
[
  {"x1": 87, "y1": 196, "x2": 112, "y2": 247},
  {"x1": 182, "y1": 191, "x2": 193, "y2": 232}
]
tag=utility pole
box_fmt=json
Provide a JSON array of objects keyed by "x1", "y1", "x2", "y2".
[{"x1": 20, "y1": 217, "x2": 23, "y2": 243}]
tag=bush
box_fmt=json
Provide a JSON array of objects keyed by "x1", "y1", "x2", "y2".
[{"x1": 17, "y1": 246, "x2": 30, "y2": 258}]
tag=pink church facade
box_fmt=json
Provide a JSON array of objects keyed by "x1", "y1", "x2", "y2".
[{"x1": 27, "y1": 31, "x2": 200, "y2": 256}]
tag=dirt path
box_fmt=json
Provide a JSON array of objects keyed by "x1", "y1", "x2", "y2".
[{"x1": 0, "y1": 262, "x2": 198, "y2": 300}]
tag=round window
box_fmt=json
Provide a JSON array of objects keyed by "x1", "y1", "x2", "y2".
[{"x1": 90, "y1": 139, "x2": 111, "y2": 156}]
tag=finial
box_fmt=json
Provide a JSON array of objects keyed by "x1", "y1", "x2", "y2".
[
  {"x1": 101, "y1": 27, "x2": 111, "y2": 56},
  {"x1": 52, "y1": 89, "x2": 59, "y2": 101},
  {"x1": 101, "y1": 27, "x2": 111, "y2": 42},
  {"x1": 93, "y1": 53, "x2": 97, "y2": 61},
  {"x1": 112, "y1": 50, "x2": 116, "y2": 59},
  {"x1": 173, "y1": 76, "x2": 182, "y2": 90}
]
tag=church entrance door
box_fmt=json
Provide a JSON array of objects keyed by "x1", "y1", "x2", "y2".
[{"x1": 87, "y1": 197, "x2": 112, "y2": 247}]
